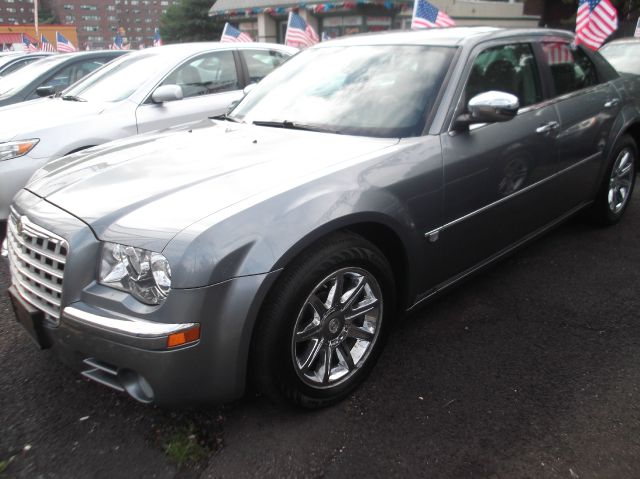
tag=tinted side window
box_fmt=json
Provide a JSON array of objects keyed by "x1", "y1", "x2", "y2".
[
  {"x1": 542, "y1": 43, "x2": 598, "y2": 96},
  {"x1": 241, "y1": 49, "x2": 289, "y2": 83},
  {"x1": 162, "y1": 50, "x2": 240, "y2": 99},
  {"x1": 465, "y1": 43, "x2": 542, "y2": 109}
]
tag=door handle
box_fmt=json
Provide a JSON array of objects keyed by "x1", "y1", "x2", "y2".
[
  {"x1": 604, "y1": 99, "x2": 620, "y2": 108},
  {"x1": 536, "y1": 121, "x2": 560, "y2": 134}
]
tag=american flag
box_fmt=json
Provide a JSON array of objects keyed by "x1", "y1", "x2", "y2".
[
  {"x1": 22, "y1": 34, "x2": 38, "y2": 52},
  {"x1": 40, "y1": 34, "x2": 55, "y2": 52},
  {"x1": 153, "y1": 28, "x2": 163, "y2": 47},
  {"x1": 285, "y1": 12, "x2": 319, "y2": 48},
  {"x1": 56, "y1": 32, "x2": 76, "y2": 52},
  {"x1": 411, "y1": 0, "x2": 455, "y2": 29},
  {"x1": 112, "y1": 31, "x2": 124, "y2": 50},
  {"x1": 220, "y1": 22, "x2": 252, "y2": 43},
  {"x1": 542, "y1": 42, "x2": 573, "y2": 65},
  {"x1": 575, "y1": 0, "x2": 618, "y2": 50},
  {"x1": 635, "y1": 17, "x2": 640, "y2": 38}
]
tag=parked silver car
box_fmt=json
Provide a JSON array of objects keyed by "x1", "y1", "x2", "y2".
[
  {"x1": 0, "y1": 52, "x2": 54, "y2": 78},
  {"x1": 0, "y1": 42, "x2": 297, "y2": 241},
  {"x1": 600, "y1": 38, "x2": 640, "y2": 75},
  {"x1": 5, "y1": 28, "x2": 640, "y2": 409}
]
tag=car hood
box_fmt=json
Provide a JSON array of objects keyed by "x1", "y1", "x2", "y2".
[
  {"x1": 0, "y1": 97, "x2": 108, "y2": 141},
  {"x1": 27, "y1": 120, "x2": 399, "y2": 251}
]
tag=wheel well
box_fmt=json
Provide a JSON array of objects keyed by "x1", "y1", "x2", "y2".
[
  {"x1": 626, "y1": 122, "x2": 640, "y2": 150},
  {"x1": 67, "y1": 145, "x2": 96, "y2": 155},
  {"x1": 344, "y1": 222, "x2": 410, "y2": 311},
  {"x1": 245, "y1": 222, "x2": 411, "y2": 395}
]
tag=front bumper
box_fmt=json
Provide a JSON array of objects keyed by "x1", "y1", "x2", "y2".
[{"x1": 8, "y1": 189, "x2": 280, "y2": 405}]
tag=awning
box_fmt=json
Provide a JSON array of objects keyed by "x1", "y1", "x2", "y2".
[{"x1": 0, "y1": 32, "x2": 37, "y2": 44}]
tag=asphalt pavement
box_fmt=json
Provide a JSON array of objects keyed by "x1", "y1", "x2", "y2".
[{"x1": 2, "y1": 192, "x2": 640, "y2": 478}]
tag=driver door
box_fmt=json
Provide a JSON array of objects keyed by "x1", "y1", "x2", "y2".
[
  {"x1": 135, "y1": 50, "x2": 244, "y2": 134},
  {"x1": 438, "y1": 41, "x2": 561, "y2": 280}
]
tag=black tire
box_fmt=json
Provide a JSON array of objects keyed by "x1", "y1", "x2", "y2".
[
  {"x1": 589, "y1": 134, "x2": 637, "y2": 226},
  {"x1": 251, "y1": 232, "x2": 395, "y2": 409}
]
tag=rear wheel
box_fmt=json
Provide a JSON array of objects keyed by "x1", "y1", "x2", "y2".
[
  {"x1": 590, "y1": 135, "x2": 636, "y2": 226},
  {"x1": 251, "y1": 233, "x2": 395, "y2": 409}
]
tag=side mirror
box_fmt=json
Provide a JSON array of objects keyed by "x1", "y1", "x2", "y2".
[
  {"x1": 151, "y1": 84, "x2": 183, "y2": 104},
  {"x1": 243, "y1": 83, "x2": 257, "y2": 96},
  {"x1": 455, "y1": 91, "x2": 519, "y2": 128},
  {"x1": 36, "y1": 85, "x2": 56, "y2": 97}
]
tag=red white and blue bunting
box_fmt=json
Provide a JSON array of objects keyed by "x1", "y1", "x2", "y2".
[{"x1": 212, "y1": 1, "x2": 415, "y2": 17}]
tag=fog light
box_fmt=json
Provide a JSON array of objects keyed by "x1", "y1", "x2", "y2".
[{"x1": 167, "y1": 325, "x2": 200, "y2": 348}]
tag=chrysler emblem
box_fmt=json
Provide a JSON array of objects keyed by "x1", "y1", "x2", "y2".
[{"x1": 16, "y1": 216, "x2": 25, "y2": 236}]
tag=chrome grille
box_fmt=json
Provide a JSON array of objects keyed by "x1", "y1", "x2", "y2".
[{"x1": 7, "y1": 208, "x2": 68, "y2": 325}]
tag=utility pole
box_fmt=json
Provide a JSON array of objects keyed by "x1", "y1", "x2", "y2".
[{"x1": 34, "y1": 0, "x2": 39, "y2": 37}]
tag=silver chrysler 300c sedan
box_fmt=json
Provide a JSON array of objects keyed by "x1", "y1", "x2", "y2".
[{"x1": 5, "y1": 27, "x2": 640, "y2": 408}]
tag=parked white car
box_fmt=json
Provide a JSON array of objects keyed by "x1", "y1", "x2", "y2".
[{"x1": 0, "y1": 42, "x2": 297, "y2": 239}]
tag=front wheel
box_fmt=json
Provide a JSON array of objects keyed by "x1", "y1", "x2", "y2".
[
  {"x1": 251, "y1": 233, "x2": 395, "y2": 409},
  {"x1": 590, "y1": 135, "x2": 637, "y2": 226}
]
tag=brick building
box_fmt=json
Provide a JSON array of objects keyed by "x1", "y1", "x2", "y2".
[{"x1": 0, "y1": 0, "x2": 180, "y2": 51}]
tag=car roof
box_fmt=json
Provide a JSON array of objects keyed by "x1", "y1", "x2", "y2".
[
  {"x1": 122, "y1": 42, "x2": 298, "y2": 60},
  {"x1": 316, "y1": 27, "x2": 574, "y2": 48}
]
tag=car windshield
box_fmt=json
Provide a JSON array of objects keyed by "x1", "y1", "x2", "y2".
[
  {"x1": 64, "y1": 51, "x2": 167, "y2": 102},
  {"x1": 231, "y1": 45, "x2": 455, "y2": 138},
  {"x1": 600, "y1": 43, "x2": 640, "y2": 75},
  {"x1": 0, "y1": 55, "x2": 67, "y2": 96}
]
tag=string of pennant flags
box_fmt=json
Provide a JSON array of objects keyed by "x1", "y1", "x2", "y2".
[{"x1": 213, "y1": 0, "x2": 415, "y2": 17}]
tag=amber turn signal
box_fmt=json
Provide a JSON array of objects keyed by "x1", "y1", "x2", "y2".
[{"x1": 166, "y1": 325, "x2": 200, "y2": 348}]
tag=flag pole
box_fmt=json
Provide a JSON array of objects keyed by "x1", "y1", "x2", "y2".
[
  {"x1": 34, "y1": 0, "x2": 39, "y2": 37},
  {"x1": 411, "y1": 0, "x2": 419, "y2": 29}
]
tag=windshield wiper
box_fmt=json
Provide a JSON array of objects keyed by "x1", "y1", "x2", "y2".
[
  {"x1": 252, "y1": 120, "x2": 340, "y2": 134},
  {"x1": 210, "y1": 113, "x2": 241, "y2": 123},
  {"x1": 61, "y1": 94, "x2": 86, "y2": 102}
]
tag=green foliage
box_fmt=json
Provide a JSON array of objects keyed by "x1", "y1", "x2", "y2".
[
  {"x1": 38, "y1": 2, "x2": 59, "y2": 25},
  {"x1": 159, "y1": 0, "x2": 225, "y2": 43},
  {"x1": 0, "y1": 460, "x2": 7, "y2": 475},
  {"x1": 163, "y1": 426, "x2": 209, "y2": 467}
]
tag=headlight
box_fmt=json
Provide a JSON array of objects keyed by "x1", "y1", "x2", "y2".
[
  {"x1": 99, "y1": 242, "x2": 172, "y2": 305},
  {"x1": 0, "y1": 139, "x2": 39, "y2": 161}
]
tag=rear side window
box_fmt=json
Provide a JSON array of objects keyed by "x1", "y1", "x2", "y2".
[
  {"x1": 542, "y1": 43, "x2": 599, "y2": 96},
  {"x1": 465, "y1": 43, "x2": 542, "y2": 109},
  {"x1": 241, "y1": 49, "x2": 289, "y2": 84}
]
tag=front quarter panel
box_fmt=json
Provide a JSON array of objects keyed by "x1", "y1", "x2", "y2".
[{"x1": 163, "y1": 135, "x2": 444, "y2": 299}]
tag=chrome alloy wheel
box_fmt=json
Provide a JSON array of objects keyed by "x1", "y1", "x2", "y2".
[
  {"x1": 608, "y1": 147, "x2": 635, "y2": 214},
  {"x1": 291, "y1": 267, "x2": 383, "y2": 389}
]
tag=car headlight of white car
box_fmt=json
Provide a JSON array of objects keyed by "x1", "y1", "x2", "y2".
[
  {"x1": 0, "y1": 139, "x2": 39, "y2": 161},
  {"x1": 99, "y1": 242, "x2": 172, "y2": 305}
]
